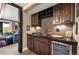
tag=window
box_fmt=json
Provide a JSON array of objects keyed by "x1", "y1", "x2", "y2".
[{"x1": 3, "y1": 22, "x2": 10, "y2": 33}]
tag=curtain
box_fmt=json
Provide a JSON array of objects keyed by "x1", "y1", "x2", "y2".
[{"x1": 0, "y1": 3, "x2": 6, "y2": 18}]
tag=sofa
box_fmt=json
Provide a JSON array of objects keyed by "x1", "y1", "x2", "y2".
[
  {"x1": 0, "y1": 40, "x2": 6, "y2": 47},
  {"x1": 0, "y1": 32, "x2": 19, "y2": 47}
]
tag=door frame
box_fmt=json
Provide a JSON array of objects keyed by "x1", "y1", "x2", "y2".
[{"x1": 7, "y1": 3, "x2": 23, "y2": 53}]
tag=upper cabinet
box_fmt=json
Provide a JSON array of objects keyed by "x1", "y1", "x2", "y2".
[
  {"x1": 63, "y1": 3, "x2": 75, "y2": 23},
  {"x1": 53, "y1": 3, "x2": 75, "y2": 24},
  {"x1": 31, "y1": 13, "x2": 41, "y2": 26},
  {"x1": 53, "y1": 4, "x2": 64, "y2": 24},
  {"x1": 39, "y1": 7, "x2": 53, "y2": 19},
  {"x1": 31, "y1": 3, "x2": 75, "y2": 26}
]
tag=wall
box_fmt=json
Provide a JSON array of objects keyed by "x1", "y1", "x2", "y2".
[
  {"x1": 41, "y1": 17, "x2": 73, "y2": 36},
  {"x1": 73, "y1": 4, "x2": 79, "y2": 55},
  {"x1": 23, "y1": 12, "x2": 31, "y2": 50}
]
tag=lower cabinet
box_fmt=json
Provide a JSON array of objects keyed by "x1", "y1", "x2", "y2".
[
  {"x1": 40, "y1": 42, "x2": 50, "y2": 55},
  {"x1": 40, "y1": 38, "x2": 50, "y2": 55},
  {"x1": 34, "y1": 38, "x2": 40, "y2": 54},
  {"x1": 34, "y1": 37, "x2": 51, "y2": 55},
  {"x1": 27, "y1": 35, "x2": 77, "y2": 55},
  {"x1": 27, "y1": 36, "x2": 33, "y2": 51},
  {"x1": 27, "y1": 35, "x2": 51, "y2": 55}
]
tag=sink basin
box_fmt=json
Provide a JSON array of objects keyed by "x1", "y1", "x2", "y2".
[{"x1": 50, "y1": 35, "x2": 64, "y2": 38}]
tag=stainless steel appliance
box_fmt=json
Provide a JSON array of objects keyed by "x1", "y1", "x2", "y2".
[{"x1": 51, "y1": 41, "x2": 72, "y2": 55}]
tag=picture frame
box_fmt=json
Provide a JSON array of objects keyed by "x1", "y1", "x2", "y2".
[{"x1": 26, "y1": 25, "x2": 30, "y2": 31}]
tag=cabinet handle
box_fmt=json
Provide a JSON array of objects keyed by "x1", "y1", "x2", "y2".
[{"x1": 75, "y1": 23, "x2": 78, "y2": 34}]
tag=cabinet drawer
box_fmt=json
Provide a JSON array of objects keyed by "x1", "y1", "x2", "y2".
[{"x1": 40, "y1": 38, "x2": 48, "y2": 43}]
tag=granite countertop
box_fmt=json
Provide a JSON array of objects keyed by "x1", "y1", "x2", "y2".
[{"x1": 27, "y1": 34, "x2": 77, "y2": 45}]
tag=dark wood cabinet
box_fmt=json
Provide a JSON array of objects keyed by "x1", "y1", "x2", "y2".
[
  {"x1": 31, "y1": 13, "x2": 41, "y2": 26},
  {"x1": 63, "y1": 3, "x2": 75, "y2": 23},
  {"x1": 40, "y1": 38, "x2": 50, "y2": 55},
  {"x1": 33, "y1": 37, "x2": 50, "y2": 55},
  {"x1": 53, "y1": 3, "x2": 75, "y2": 24},
  {"x1": 27, "y1": 36, "x2": 33, "y2": 50},
  {"x1": 39, "y1": 7, "x2": 53, "y2": 19},
  {"x1": 63, "y1": 4, "x2": 71, "y2": 23},
  {"x1": 27, "y1": 35, "x2": 51, "y2": 55},
  {"x1": 53, "y1": 4, "x2": 64, "y2": 24},
  {"x1": 31, "y1": 3, "x2": 75, "y2": 26},
  {"x1": 27, "y1": 34, "x2": 77, "y2": 55},
  {"x1": 33, "y1": 37, "x2": 40, "y2": 54}
]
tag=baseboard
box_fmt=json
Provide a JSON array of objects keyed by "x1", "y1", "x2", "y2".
[{"x1": 23, "y1": 47, "x2": 28, "y2": 52}]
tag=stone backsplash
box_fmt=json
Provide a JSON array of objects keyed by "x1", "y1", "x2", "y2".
[{"x1": 41, "y1": 17, "x2": 73, "y2": 36}]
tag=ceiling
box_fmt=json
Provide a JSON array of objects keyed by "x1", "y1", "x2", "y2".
[
  {"x1": 0, "y1": 4, "x2": 19, "y2": 21},
  {"x1": 15, "y1": 3, "x2": 29, "y2": 7},
  {"x1": 27, "y1": 3, "x2": 58, "y2": 15}
]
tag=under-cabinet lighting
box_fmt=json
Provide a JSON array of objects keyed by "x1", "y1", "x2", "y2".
[
  {"x1": 36, "y1": 26, "x2": 41, "y2": 30},
  {"x1": 55, "y1": 25, "x2": 66, "y2": 30}
]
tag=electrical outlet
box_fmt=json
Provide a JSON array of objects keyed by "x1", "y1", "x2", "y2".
[{"x1": 56, "y1": 29, "x2": 60, "y2": 32}]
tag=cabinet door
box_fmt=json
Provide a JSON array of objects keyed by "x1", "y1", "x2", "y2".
[
  {"x1": 63, "y1": 3, "x2": 75, "y2": 23},
  {"x1": 40, "y1": 43, "x2": 49, "y2": 55},
  {"x1": 53, "y1": 5, "x2": 59, "y2": 24},
  {"x1": 53, "y1": 4, "x2": 64, "y2": 24},
  {"x1": 27, "y1": 36, "x2": 33, "y2": 50},
  {"x1": 59, "y1": 4, "x2": 64, "y2": 23},
  {"x1": 31, "y1": 13, "x2": 40, "y2": 26},
  {"x1": 40, "y1": 38, "x2": 50, "y2": 55},
  {"x1": 34, "y1": 38, "x2": 40, "y2": 54}
]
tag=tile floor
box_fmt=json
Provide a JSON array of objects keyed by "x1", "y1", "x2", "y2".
[{"x1": 0, "y1": 43, "x2": 36, "y2": 55}]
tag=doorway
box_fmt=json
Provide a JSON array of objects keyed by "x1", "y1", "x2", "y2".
[{"x1": 0, "y1": 3, "x2": 23, "y2": 54}]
